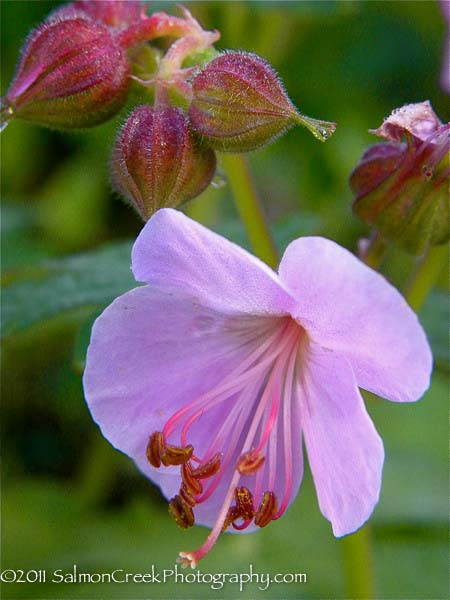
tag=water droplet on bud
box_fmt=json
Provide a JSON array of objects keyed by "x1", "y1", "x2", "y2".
[{"x1": 211, "y1": 173, "x2": 227, "y2": 189}]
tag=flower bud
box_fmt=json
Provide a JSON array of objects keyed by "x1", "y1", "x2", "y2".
[
  {"x1": 1, "y1": 11, "x2": 131, "y2": 130},
  {"x1": 351, "y1": 102, "x2": 449, "y2": 255},
  {"x1": 112, "y1": 105, "x2": 217, "y2": 220},
  {"x1": 71, "y1": 0, "x2": 143, "y2": 30},
  {"x1": 188, "y1": 52, "x2": 336, "y2": 152}
]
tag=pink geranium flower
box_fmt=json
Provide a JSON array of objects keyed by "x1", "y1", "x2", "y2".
[{"x1": 83, "y1": 209, "x2": 432, "y2": 568}]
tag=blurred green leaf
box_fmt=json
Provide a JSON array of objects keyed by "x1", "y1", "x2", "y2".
[
  {"x1": 72, "y1": 309, "x2": 104, "y2": 375},
  {"x1": 419, "y1": 290, "x2": 449, "y2": 372},
  {"x1": 367, "y1": 370, "x2": 448, "y2": 525},
  {"x1": 2, "y1": 242, "x2": 135, "y2": 339}
]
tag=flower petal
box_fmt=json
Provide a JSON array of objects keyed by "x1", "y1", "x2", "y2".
[
  {"x1": 369, "y1": 101, "x2": 442, "y2": 143},
  {"x1": 299, "y1": 343, "x2": 384, "y2": 537},
  {"x1": 279, "y1": 237, "x2": 432, "y2": 402},
  {"x1": 84, "y1": 285, "x2": 280, "y2": 456},
  {"x1": 83, "y1": 284, "x2": 287, "y2": 522},
  {"x1": 131, "y1": 208, "x2": 296, "y2": 316}
]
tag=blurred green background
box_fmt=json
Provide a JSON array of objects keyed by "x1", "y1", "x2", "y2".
[{"x1": 1, "y1": 1, "x2": 448, "y2": 599}]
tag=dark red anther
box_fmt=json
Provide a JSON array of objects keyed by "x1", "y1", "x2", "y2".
[
  {"x1": 180, "y1": 483, "x2": 197, "y2": 508},
  {"x1": 161, "y1": 443, "x2": 194, "y2": 467},
  {"x1": 168, "y1": 495, "x2": 195, "y2": 529},
  {"x1": 181, "y1": 462, "x2": 203, "y2": 495},
  {"x1": 255, "y1": 491, "x2": 278, "y2": 528},
  {"x1": 234, "y1": 487, "x2": 255, "y2": 521},
  {"x1": 221, "y1": 506, "x2": 240, "y2": 533},
  {"x1": 191, "y1": 452, "x2": 222, "y2": 479},
  {"x1": 237, "y1": 450, "x2": 266, "y2": 475},
  {"x1": 146, "y1": 431, "x2": 164, "y2": 468}
]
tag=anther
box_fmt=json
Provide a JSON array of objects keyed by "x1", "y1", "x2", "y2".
[
  {"x1": 180, "y1": 483, "x2": 197, "y2": 507},
  {"x1": 168, "y1": 495, "x2": 195, "y2": 529},
  {"x1": 234, "y1": 487, "x2": 255, "y2": 521},
  {"x1": 237, "y1": 450, "x2": 266, "y2": 475},
  {"x1": 161, "y1": 443, "x2": 194, "y2": 466},
  {"x1": 181, "y1": 462, "x2": 203, "y2": 495},
  {"x1": 221, "y1": 506, "x2": 240, "y2": 532},
  {"x1": 146, "y1": 431, "x2": 164, "y2": 468},
  {"x1": 191, "y1": 452, "x2": 222, "y2": 479},
  {"x1": 255, "y1": 491, "x2": 278, "y2": 527}
]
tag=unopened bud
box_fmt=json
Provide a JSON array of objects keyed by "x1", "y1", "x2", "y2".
[
  {"x1": 1, "y1": 11, "x2": 131, "y2": 130},
  {"x1": 112, "y1": 105, "x2": 216, "y2": 220},
  {"x1": 351, "y1": 101, "x2": 449, "y2": 255},
  {"x1": 71, "y1": 0, "x2": 143, "y2": 30},
  {"x1": 188, "y1": 52, "x2": 336, "y2": 152}
]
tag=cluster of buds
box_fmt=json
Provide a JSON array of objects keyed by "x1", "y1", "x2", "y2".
[
  {"x1": 350, "y1": 101, "x2": 449, "y2": 255},
  {"x1": 2, "y1": 0, "x2": 336, "y2": 219}
]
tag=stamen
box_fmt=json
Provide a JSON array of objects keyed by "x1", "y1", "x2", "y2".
[
  {"x1": 180, "y1": 483, "x2": 197, "y2": 507},
  {"x1": 181, "y1": 462, "x2": 203, "y2": 495},
  {"x1": 221, "y1": 506, "x2": 240, "y2": 532},
  {"x1": 169, "y1": 319, "x2": 304, "y2": 567},
  {"x1": 235, "y1": 487, "x2": 255, "y2": 520},
  {"x1": 255, "y1": 491, "x2": 278, "y2": 527},
  {"x1": 169, "y1": 495, "x2": 195, "y2": 529},
  {"x1": 195, "y1": 386, "x2": 256, "y2": 503},
  {"x1": 237, "y1": 450, "x2": 265, "y2": 475},
  {"x1": 191, "y1": 452, "x2": 222, "y2": 479},
  {"x1": 178, "y1": 468, "x2": 242, "y2": 568},
  {"x1": 146, "y1": 431, "x2": 164, "y2": 468},
  {"x1": 274, "y1": 341, "x2": 298, "y2": 518},
  {"x1": 161, "y1": 442, "x2": 193, "y2": 466},
  {"x1": 163, "y1": 320, "x2": 291, "y2": 442}
]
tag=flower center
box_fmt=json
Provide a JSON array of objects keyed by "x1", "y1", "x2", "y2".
[{"x1": 146, "y1": 316, "x2": 304, "y2": 567}]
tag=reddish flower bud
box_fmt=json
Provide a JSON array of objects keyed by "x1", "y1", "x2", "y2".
[
  {"x1": 71, "y1": 0, "x2": 143, "y2": 30},
  {"x1": 112, "y1": 105, "x2": 217, "y2": 220},
  {"x1": 351, "y1": 102, "x2": 449, "y2": 255},
  {"x1": 1, "y1": 11, "x2": 131, "y2": 130},
  {"x1": 188, "y1": 52, "x2": 336, "y2": 152}
]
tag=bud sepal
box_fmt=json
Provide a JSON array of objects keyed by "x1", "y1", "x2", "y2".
[
  {"x1": 188, "y1": 52, "x2": 336, "y2": 152},
  {"x1": 112, "y1": 105, "x2": 217, "y2": 220}
]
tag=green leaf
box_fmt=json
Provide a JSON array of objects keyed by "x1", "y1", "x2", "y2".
[{"x1": 2, "y1": 241, "x2": 136, "y2": 339}]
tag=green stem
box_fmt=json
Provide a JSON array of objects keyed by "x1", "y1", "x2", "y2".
[
  {"x1": 362, "y1": 232, "x2": 389, "y2": 270},
  {"x1": 340, "y1": 526, "x2": 375, "y2": 599},
  {"x1": 220, "y1": 154, "x2": 278, "y2": 268},
  {"x1": 405, "y1": 244, "x2": 448, "y2": 312}
]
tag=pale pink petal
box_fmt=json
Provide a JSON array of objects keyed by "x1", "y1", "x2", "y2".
[
  {"x1": 84, "y1": 285, "x2": 279, "y2": 461},
  {"x1": 279, "y1": 237, "x2": 432, "y2": 402},
  {"x1": 299, "y1": 343, "x2": 384, "y2": 537},
  {"x1": 131, "y1": 208, "x2": 296, "y2": 316},
  {"x1": 369, "y1": 101, "x2": 442, "y2": 142}
]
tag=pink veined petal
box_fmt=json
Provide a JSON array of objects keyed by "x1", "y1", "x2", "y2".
[
  {"x1": 278, "y1": 236, "x2": 432, "y2": 403},
  {"x1": 298, "y1": 342, "x2": 384, "y2": 537},
  {"x1": 131, "y1": 208, "x2": 297, "y2": 317},
  {"x1": 83, "y1": 285, "x2": 281, "y2": 460}
]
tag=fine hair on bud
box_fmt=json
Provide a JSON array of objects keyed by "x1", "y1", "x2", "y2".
[
  {"x1": 188, "y1": 51, "x2": 336, "y2": 152},
  {"x1": 1, "y1": 9, "x2": 131, "y2": 130},
  {"x1": 111, "y1": 105, "x2": 217, "y2": 220}
]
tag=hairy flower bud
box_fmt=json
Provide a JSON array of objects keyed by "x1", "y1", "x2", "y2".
[
  {"x1": 1, "y1": 11, "x2": 131, "y2": 130},
  {"x1": 112, "y1": 105, "x2": 217, "y2": 220},
  {"x1": 188, "y1": 52, "x2": 336, "y2": 152},
  {"x1": 71, "y1": 0, "x2": 143, "y2": 30},
  {"x1": 351, "y1": 102, "x2": 449, "y2": 255}
]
